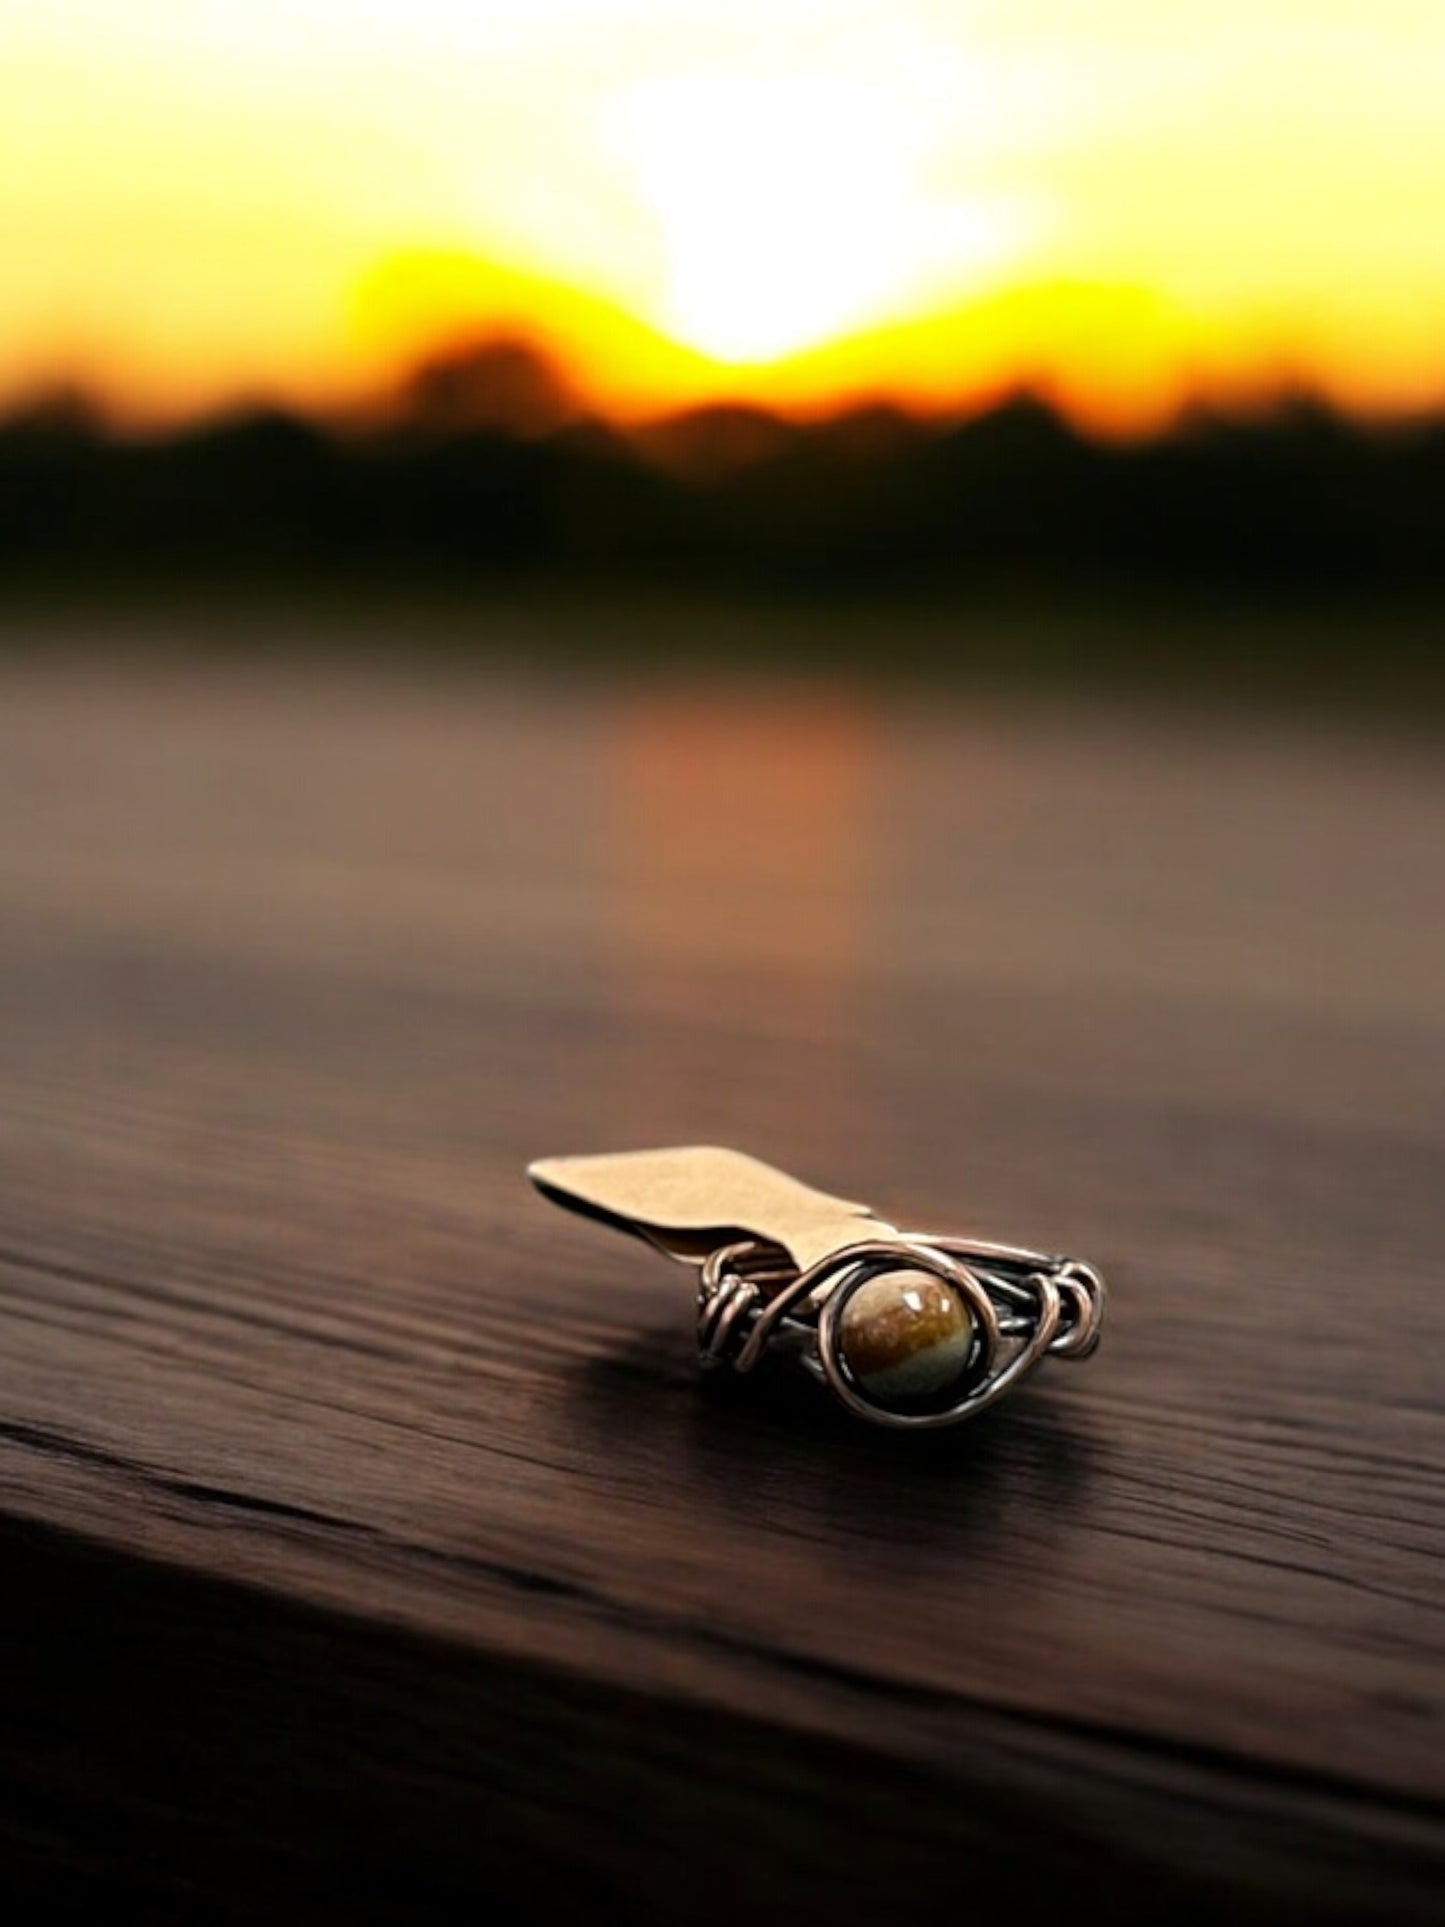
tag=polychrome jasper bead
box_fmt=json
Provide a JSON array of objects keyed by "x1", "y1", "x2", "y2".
[{"x1": 838, "y1": 1269, "x2": 975, "y2": 1402}]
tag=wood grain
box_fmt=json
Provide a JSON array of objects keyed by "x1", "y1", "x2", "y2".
[{"x1": 0, "y1": 640, "x2": 1441, "y2": 1919}]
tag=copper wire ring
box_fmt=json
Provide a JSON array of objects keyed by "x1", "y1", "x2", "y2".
[{"x1": 697, "y1": 1233, "x2": 1105, "y2": 1429}]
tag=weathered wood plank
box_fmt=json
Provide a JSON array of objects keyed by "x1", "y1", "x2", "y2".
[{"x1": 0, "y1": 643, "x2": 1441, "y2": 1915}]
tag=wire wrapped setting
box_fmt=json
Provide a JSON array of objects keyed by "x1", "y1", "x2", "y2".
[{"x1": 698, "y1": 1234, "x2": 1105, "y2": 1430}]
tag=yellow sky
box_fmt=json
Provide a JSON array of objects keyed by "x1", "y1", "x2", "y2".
[{"x1": 4, "y1": 1, "x2": 1445, "y2": 429}]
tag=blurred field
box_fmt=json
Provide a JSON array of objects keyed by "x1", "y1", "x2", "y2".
[
  {"x1": 3, "y1": 590, "x2": 1442, "y2": 724},
  {"x1": 8, "y1": 368, "x2": 1442, "y2": 719}
]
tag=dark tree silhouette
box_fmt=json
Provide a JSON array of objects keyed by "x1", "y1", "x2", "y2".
[{"x1": 2, "y1": 345, "x2": 1444, "y2": 618}]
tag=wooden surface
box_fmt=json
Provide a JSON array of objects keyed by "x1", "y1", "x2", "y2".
[{"x1": 0, "y1": 643, "x2": 1441, "y2": 1920}]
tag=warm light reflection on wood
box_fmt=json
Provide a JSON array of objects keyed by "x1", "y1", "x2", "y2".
[{"x1": 605, "y1": 687, "x2": 878, "y2": 1133}]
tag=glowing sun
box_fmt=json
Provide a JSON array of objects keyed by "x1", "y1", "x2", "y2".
[{"x1": 617, "y1": 76, "x2": 930, "y2": 365}]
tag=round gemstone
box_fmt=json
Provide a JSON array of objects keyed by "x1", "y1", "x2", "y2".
[{"x1": 838, "y1": 1269, "x2": 975, "y2": 1402}]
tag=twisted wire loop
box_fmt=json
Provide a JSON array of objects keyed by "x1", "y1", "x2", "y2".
[
  {"x1": 696, "y1": 1232, "x2": 1105, "y2": 1427},
  {"x1": 696, "y1": 1240, "x2": 791, "y2": 1365}
]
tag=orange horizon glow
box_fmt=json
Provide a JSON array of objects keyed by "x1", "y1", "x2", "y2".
[{"x1": 5, "y1": 3, "x2": 1445, "y2": 434}]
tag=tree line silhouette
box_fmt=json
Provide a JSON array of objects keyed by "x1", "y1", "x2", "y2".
[{"x1": 3, "y1": 336, "x2": 1444, "y2": 600}]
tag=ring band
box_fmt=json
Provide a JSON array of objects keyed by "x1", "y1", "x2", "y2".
[{"x1": 698, "y1": 1232, "x2": 1103, "y2": 1429}]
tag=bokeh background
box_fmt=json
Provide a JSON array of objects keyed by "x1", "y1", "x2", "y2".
[{"x1": 3, "y1": 0, "x2": 1444, "y2": 702}]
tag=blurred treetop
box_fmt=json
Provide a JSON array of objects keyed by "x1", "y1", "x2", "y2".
[{"x1": 3, "y1": 336, "x2": 1444, "y2": 605}]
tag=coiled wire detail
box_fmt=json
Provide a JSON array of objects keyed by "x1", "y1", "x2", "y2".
[{"x1": 697, "y1": 1234, "x2": 1105, "y2": 1429}]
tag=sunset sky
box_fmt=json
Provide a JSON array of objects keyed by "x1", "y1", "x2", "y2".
[{"x1": 5, "y1": 2, "x2": 1445, "y2": 430}]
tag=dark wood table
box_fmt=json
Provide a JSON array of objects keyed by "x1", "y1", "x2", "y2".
[{"x1": 0, "y1": 639, "x2": 1440, "y2": 1921}]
